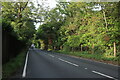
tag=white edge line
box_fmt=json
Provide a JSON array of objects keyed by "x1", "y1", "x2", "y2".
[
  {"x1": 58, "y1": 58, "x2": 79, "y2": 67},
  {"x1": 49, "y1": 55, "x2": 55, "y2": 57},
  {"x1": 77, "y1": 57, "x2": 119, "y2": 67},
  {"x1": 67, "y1": 54, "x2": 119, "y2": 67},
  {"x1": 92, "y1": 70, "x2": 118, "y2": 80},
  {"x1": 22, "y1": 51, "x2": 29, "y2": 78},
  {"x1": 85, "y1": 68, "x2": 87, "y2": 69}
]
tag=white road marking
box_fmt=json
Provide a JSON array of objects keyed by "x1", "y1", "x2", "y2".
[
  {"x1": 77, "y1": 57, "x2": 119, "y2": 67},
  {"x1": 85, "y1": 68, "x2": 87, "y2": 69},
  {"x1": 58, "y1": 58, "x2": 79, "y2": 67},
  {"x1": 22, "y1": 51, "x2": 29, "y2": 78},
  {"x1": 92, "y1": 70, "x2": 118, "y2": 80},
  {"x1": 49, "y1": 55, "x2": 55, "y2": 57}
]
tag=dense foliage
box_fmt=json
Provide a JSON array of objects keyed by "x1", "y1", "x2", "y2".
[
  {"x1": 2, "y1": 2, "x2": 36, "y2": 43},
  {"x1": 36, "y1": 2, "x2": 120, "y2": 57},
  {"x1": 2, "y1": 2, "x2": 36, "y2": 64}
]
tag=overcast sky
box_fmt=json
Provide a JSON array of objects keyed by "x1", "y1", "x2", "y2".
[
  {"x1": 32, "y1": 0, "x2": 57, "y2": 8},
  {"x1": 32, "y1": 0, "x2": 102, "y2": 29},
  {"x1": 31, "y1": 0, "x2": 57, "y2": 29}
]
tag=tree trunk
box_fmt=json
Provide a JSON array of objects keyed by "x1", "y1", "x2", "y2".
[
  {"x1": 72, "y1": 47, "x2": 74, "y2": 51},
  {"x1": 114, "y1": 42, "x2": 116, "y2": 57},
  {"x1": 92, "y1": 43, "x2": 94, "y2": 54},
  {"x1": 60, "y1": 46, "x2": 63, "y2": 50},
  {"x1": 103, "y1": 10, "x2": 108, "y2": 31},
  {"x1": 81, "y1": 45, "x2": 83, "y2": 51},
  {"x1": 48, "y1": 36, "x2": 52, "y2": 45}
]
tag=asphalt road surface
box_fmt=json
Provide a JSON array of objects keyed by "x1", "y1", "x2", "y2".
[{"x1": 22, "y1": 48, "x2": 119, "y2": 79}]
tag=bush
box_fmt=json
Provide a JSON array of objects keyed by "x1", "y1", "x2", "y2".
[
  {"x1": 63, "y1": 46, "x2": 71, "y2": 52},
  {"x1": 56, "y1": 50, "x2": 118, "y2": 62},
  {"x1": 2, "y1": 49, "x2": 27, "y2": 78}
]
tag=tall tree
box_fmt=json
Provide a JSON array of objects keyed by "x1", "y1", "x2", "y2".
[{"x1": 2, "y1": 2, "x2": 36, "y2": 43}]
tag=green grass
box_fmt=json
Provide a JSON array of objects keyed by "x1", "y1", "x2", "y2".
[
  {"x1": 2, "y1": 49, "x2": 27, "y2": 78},
  {"x1": 55, "y1": 50, "x2": 119, "y2": 62}
]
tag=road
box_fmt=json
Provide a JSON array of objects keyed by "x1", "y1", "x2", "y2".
[{"x1": 22, "y1": 48, "x2": 119, "y2": 79}]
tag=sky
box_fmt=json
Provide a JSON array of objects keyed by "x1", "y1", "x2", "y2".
[
  {"x1": 31, "y1": 0, "x2": 102, "y2": 29},
  {"x1": 32, "y1": 0, "x2": 57, "y2": 9},
  {"x1": 31, "y1": 0, "x2": 58, "y2": 29}
]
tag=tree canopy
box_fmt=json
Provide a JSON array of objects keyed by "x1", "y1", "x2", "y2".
[
  {"x1": 36, "y1": 2, "x2": 120, "y2": 57},
  {"x1": 2, "y1": 1, "x2": 120, "y2": 57}
]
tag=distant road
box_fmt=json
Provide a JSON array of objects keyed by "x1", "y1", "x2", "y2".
[{"x1": 22, "y1": 49, "x2": 119, "y2": 79}]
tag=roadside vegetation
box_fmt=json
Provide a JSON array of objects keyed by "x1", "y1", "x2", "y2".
[
  {"x1": 2, "y1": 1, "x2": 120, "y2": 78},
  {"x1": 35, "y1": 2, "x2": 120, "y2": 63},
  {"x1": 2, "y1": 2, "x2": 36, "y2": 78},
  {"x1": 55, "y1": 50, "x2": 119, "y2": 65},
  {"x1": 2, "y1": 49, "x2": 27, "y2": 78}
]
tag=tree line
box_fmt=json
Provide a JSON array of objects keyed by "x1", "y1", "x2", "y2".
[
  {"x1": 2, "y1": 2, "x2": 36, "y2": 64},
  {"x1": 35, "y1": 2, "x2": 120, "y2": 57},
  {"x1": 2, "y1": 1, "x2": 120, "y2": 63}
]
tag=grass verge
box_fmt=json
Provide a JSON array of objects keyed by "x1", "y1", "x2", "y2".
[
  {"x1": 55, "y1": 50, "x2": 119, "y2": 65},
  {"x1": 2, "y1": 49, "x2": 27, "y2": 78}
]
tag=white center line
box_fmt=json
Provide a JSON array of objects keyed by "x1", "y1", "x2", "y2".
[
  {"x1": 58, "y1": 58, "x2": 79, "y2": 67},
  {"x1": 92, "y1": 70, "x2": 118, "y2": 80},
  {"x1": 85, "y1": 68, "x2": 87, "y2": 69},
  {"x1": 49, "y1": 55, "x2": 55, "y2": 57},
  {"x1": 22, "y1": 51, "x2": 29, "y2": 78}
]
